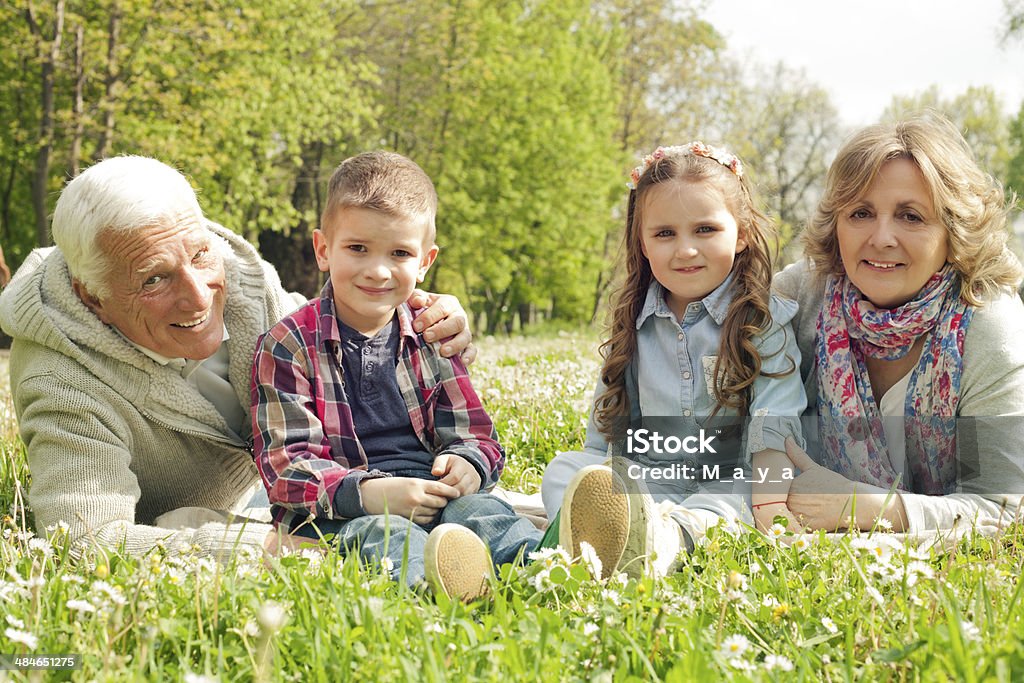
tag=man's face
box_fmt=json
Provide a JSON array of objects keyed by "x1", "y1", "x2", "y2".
[{"x1": 81, "y1": 216, "x2": 227, "y2": 360}]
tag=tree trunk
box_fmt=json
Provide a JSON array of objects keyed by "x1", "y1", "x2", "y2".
[
  {"x1": 69, "y1": 24, "x2": 84, "y2": 176},
  {"x1": 258, "y1": 142, "x2": 325, "y2": 298},
  {"x1": 26, "y1": 0, "x2": 65, "y2": 247},
  {"x1": 95, "y1": 7, "x2": 121, "y2": 160}
]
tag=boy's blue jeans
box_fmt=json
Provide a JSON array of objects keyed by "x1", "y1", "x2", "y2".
[{"x1": 293, "y1": 493, "x2": 541, "y2": 587}]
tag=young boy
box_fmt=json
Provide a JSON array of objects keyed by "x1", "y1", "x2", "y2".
[{"x1": 251, "y1": 151, "x2": 540, "y2": 599}]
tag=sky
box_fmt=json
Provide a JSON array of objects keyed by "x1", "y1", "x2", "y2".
[{"x1": 702, "y1": 0, "x2": 1024, "y2": 127}]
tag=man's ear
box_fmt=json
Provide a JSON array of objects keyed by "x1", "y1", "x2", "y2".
[
  {"x1": 72, "y1": 279, "x2": 107, "y2": 321},
  {"x1": 417, "y1": 244, "x2": 440, "y2": 283}
]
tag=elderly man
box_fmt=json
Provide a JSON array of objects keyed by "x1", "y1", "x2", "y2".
[{"x1": 0, "y1": 156, "x2": 473, "y2": 561}]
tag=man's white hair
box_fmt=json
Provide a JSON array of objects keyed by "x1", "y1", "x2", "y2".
[{"x1": 52, "y1": 155, "x2": 205, "y2": 299}]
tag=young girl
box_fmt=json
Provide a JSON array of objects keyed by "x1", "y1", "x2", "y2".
[{"x1": 540, "y1": 142, "x2": 806, "y2": 578}]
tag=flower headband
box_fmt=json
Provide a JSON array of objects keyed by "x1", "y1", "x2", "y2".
[{"x1": 627, "y1": 141, "x2": 744, "y2": 189}]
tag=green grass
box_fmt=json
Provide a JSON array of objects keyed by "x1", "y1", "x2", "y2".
[{"x1": 2, "y1": 337, "x2": 1024, "y2": 681}]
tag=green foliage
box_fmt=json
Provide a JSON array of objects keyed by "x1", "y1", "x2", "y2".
[{"x1": 883, "y1": 85, "x2": 1012, "y2": 185}]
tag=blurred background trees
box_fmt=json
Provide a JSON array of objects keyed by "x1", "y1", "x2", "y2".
[{"x1": 2, "y1": 0, "x2": 1022, "y2": 332}]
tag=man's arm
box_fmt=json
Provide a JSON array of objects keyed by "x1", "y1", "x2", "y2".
[{"x1": 16, "y1": 372, "x2": 270, "y2": 561}]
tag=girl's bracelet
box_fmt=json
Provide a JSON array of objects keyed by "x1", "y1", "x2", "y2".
[{"x1": 751, "y1": 501, "x2": 788, "y2": 510}]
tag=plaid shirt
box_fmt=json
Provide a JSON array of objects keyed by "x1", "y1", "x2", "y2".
[{"x1": 251, "y1": 283, "x2": 504, "y2": 531}]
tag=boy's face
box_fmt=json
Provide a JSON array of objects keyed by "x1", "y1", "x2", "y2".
[{"x1": 314, "y1": 206, "x2": 438, "y2": 336}]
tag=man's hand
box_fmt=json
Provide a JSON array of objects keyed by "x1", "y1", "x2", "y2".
[
  {"x1": 359, "y1": 477, "x2": 461, "y2": 526},
  {"x1": 431, "y1": 453, "x2": 482, "y2": 497},
  {"x1": 407, "y1": 289, "x2": 476, "y2": 364}
]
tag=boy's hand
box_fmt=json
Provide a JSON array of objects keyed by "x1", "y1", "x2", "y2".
[
  {"x1": 431, "y1": 453, "x2": 482, "y2": 497},
  {"x1": 359, "y1": 477, "x2": 460, "y2": 525},
  {"x1": 407, "y1": 289, "x2": 476, "y2": 364}
]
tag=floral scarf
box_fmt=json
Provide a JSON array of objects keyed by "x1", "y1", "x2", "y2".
[{"x1": 815, "y1": 266, "x2": 973, "y2": 494}]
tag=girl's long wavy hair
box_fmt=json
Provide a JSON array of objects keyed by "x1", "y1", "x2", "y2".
[{"x1": 594, "y1": 150, "x2": 789, "y2": 439}]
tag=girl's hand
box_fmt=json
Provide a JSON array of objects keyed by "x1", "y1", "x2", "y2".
[
  {"x1": 752, "y1": 501, "x2": 803, "y2": 534},
  {"x1": 408, "y1": 290, "x2": 476, "y2": 363},
  {"x1": 431, "y1": 454, "x2": 482, "y2": 497}
]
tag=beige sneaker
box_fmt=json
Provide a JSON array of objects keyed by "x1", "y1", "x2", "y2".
[
  {"x1": 559, "y1": 464, "x2": 684, "y2": 579},
  {"x1": 423, "y1": 524, "x2": 493, "y2": 600}
]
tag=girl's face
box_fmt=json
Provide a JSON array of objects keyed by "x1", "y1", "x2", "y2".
[
  {"x1": 639, "y1": 179, "x2": 747, "y2": 320},
  {"x1": 836, "y1": 158, "x2": 948, "y2": 309}
]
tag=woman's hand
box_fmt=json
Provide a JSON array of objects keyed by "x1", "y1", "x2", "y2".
[
  {"x1": 407, "y1": 289, "x2": 476, "y2": 363},
  {"x1": 784, "y1": 438, "x2": 907, "y2": 532},
  {"x1": 783, "y1": 437, "x2": 859, "y2": 531}
]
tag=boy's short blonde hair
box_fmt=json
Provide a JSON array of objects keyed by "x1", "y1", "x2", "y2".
[
  {"x1": 321, "y1": 151, "x2": 437, "y2": 243},
  {"x1": 803, "y1": 112, "x2": 1022, "y2": 305}
]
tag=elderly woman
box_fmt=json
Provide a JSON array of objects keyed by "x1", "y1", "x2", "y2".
[
  {"x1": 775, "y1": 113, "x2": 1024, "y2": 534},
  {"x1": 0, "y1": 156, "x2": 473, "y2": 561}
]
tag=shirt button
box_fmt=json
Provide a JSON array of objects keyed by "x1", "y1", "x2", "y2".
[
  {"x1": 682, "y1": 372, "x2": 691, "y2": 380},
  {"x1": 683, "y1": 409, "x2": 692, "y2": 417},
  {"x1": 677, "y1": 333, "x2": 684, "y2": 341},
  {"x1": 362, "y1": 347, "x2": 370, "y2": 355}
]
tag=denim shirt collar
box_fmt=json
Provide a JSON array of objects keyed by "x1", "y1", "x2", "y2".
[{"x1": 635, "y1": 270, "x2": 737, "y2": 329}]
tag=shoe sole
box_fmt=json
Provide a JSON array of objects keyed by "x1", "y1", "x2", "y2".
[
  {"x1": 423, "y1": 524, "x2": 492, "y2": 601},
  {"x1": 559, "y1": 466, "x2": 630, "y2": 580}
]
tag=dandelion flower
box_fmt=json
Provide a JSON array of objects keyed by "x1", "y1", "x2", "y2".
[
  {"x1": 257, "y1": 602, "x2": 287, "y2": 632},
  {"x1": 578, "y1": 541, "x2": 603, "y2": 580},
  {"x1": 763, "y1": 654, "x2": 794, "y2": 671},
  {"x1": 183, "y1": 674, "x2": 219, "y2": 683},
  {"x1": 960, "y1": 620, "x2": 982, "y2": 643},
  {"x1": 720, "y1": 634, "x2": 749, "y2": 659},
  {"x1": 66, "y1": 599, "x2": 96, "y2": 614},
  {"x1": 4, "y1": 627, "x2": 38, "y2": 649}
]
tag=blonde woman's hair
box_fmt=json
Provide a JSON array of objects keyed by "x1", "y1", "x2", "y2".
[
  {"x1": 594, "y1": 149, "x2": 790, "y2": 439},
  {"x1": 803, "y1": 111, "x2": 1022, "y2": 305}
]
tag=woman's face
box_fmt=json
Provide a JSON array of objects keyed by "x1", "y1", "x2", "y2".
[{"x1": 836, "y1": 158, "x2": 949, "y2": 309}]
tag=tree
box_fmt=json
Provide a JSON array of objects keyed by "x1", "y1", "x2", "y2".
[
  {"x1": 883, "y1": 85, "x2": 1011, "y2": 182},
  {"x1": 0, "y1": 0, "x2": 376, "y2": 289},
  {"x1": 719, "y1": 63, "x2": 843, "y2": 260},
  {"x1": 363, "y1": 0, "x2": 622, "y2": 332}
]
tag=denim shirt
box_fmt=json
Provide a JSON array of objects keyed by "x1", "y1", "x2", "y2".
[{"x1": 579, "y1": 275, "x2": 806, "y2": 520}]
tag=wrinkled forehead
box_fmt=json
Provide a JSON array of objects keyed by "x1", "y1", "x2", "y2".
[{"x1": 98, "y1": 213, "x2": 215, "y2": 267}]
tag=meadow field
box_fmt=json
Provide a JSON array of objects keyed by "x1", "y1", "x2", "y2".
[{"x1": 1, "y1": 335, "x2": 1023, "y2": 682}]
